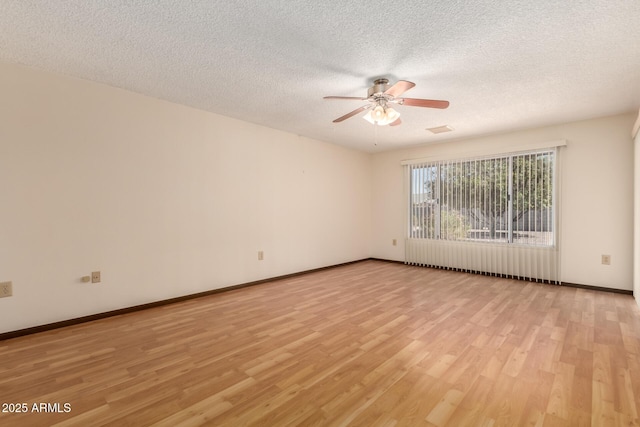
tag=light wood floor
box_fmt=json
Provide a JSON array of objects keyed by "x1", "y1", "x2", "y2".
[{"x1": 1, "y1": 260, "x2": 640, "y2": 426}]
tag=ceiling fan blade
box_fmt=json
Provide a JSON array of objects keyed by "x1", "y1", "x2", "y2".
[
  {"x1": 324, "y1": 96, "x2": 368, "y2": 100},
  {"x1": 389, "y1": 118, "x2": 402, "y2": 126},
  {"x1": 384, "y1": 80, "x2": 415, "y2": 97},
  {"x1": 333, "y1": 105, "x2": 370, "y2": 123},
  {"x1": 400, "y1": 98, "x2": 450, "y2": 109}
]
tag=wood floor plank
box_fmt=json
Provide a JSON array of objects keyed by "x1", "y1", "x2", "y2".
[{"x1": 1, "y1": 260, "x2": 639, "y2": 426}]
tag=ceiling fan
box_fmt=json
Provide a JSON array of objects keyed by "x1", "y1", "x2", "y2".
[{"x1": 324, "y1": 78, "x2": 449, "y2": 126}]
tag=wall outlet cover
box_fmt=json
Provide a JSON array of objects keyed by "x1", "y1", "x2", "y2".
[{"x1": 0, "y1": 281, "x2": 13, "y2": 298}]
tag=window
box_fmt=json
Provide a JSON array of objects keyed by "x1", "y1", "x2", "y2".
[{"x1": 409, "y1": 149, "x2": 555, "y2": 247}]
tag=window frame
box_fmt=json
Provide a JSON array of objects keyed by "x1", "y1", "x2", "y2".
[{"x1": 407, "y1": 148, "x2": 557, "y2": 248}]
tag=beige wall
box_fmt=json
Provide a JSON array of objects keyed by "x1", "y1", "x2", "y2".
[
  {"x1": 1, "y1": 61, "x2": 636, "y2": 334},
  {"x1": 372, "y1": 113, "x2": 636, "y2": 290},
  {"x1": 0, "y1": 63, "x2": 372, "y2": 333}
]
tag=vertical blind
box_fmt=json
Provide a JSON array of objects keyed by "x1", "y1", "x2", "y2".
[{"x1": 405, "y1": 148, "x2": 560, "y2": 283}]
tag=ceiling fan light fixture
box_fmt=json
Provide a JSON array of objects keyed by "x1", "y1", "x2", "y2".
[
  {"x1": 372, "y1": 105, "x2": 386, "y2": 121},
  {"x1": 385, "y1": 107, "x2": 399, "y2": 122},
  {"x1": 364, "y1": 107, "x2": 386, "y2": 125},
  {"x1": 363, "y1": 110, "x2": 376, "y2": 124},
  {"x1": 362, "y1": 106, "x2": 400, "y2": 126}
]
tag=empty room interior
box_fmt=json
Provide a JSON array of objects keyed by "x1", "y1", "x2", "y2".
[{"x1": 2, "y1": 2, "x2": 640, "y2": 426}]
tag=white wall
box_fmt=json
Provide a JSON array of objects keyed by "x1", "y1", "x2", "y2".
[
  {"x1": 372, "y1": 114, "x2": 635, "y2": 290},
  {"x1": 0, "y1": 62, "x2": 372, "y2": 333}
]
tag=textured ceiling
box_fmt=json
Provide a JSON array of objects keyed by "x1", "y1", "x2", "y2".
[{"x1": 1, "y1": 1, "x2": 639, "y2": 152}]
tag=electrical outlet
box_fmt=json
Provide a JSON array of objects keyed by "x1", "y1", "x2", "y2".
[
  {"x1": 0, "y1": 281, "x2": 13, "y2": 298},
  {"x1": 258, "y1": 251, "x2": 264, "y2": 261},
  {"x1": 91, "y1": 271, "x2": 101, "y2": 283},
  {"x1": 601, "y1": 255, "x2": 611, "y2": 265},
  {"x1": 392, "y1": 239, "x2": 397, "y2": 246}
]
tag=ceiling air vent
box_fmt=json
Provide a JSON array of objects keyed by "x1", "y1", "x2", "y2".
[{"x1": 426, "y1": 125, "x2": 453, "y2": 134}]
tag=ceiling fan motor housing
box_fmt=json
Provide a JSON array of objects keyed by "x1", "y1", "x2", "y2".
[{"x1": 368, "y1": 78, "x2": 390, "y2": 97}]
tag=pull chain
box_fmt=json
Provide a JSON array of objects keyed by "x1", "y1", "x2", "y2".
[{"x1": 374, "y1": 122, "x2": 378, "y2": 147}]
